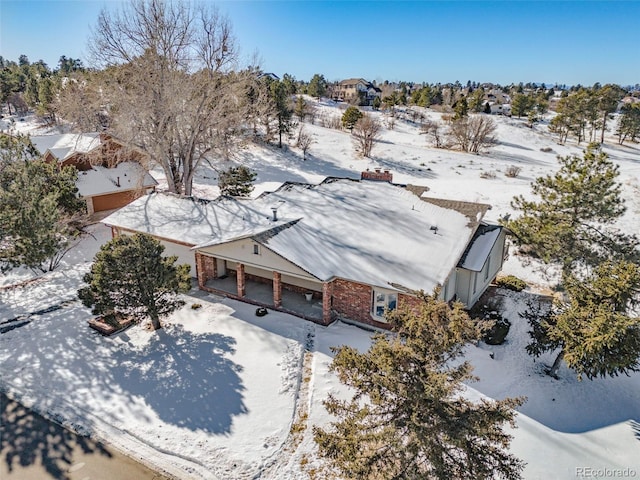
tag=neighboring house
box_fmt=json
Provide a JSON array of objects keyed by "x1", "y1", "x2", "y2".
[
  {"x1": 618, "y1": 96, "x2": 640, "y2": 110},
  {"x1": 258, "y1": 72, "x2": 280, "y2": 81},
  {"x1": 102, "y1": 173, "x2": 506, "y2": 329},
  {"x1": 334, "y1": 78, "x2": 381, "y2": 105},
  {"x1": 488, "y1": 103, "x2": 512, "y2": 115},
  {"x1": 30, "y1": 133, "x2": 157, "y2": 214}
]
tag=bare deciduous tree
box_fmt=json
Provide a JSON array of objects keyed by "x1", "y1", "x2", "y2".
[
  {"x1": 296, "y1": 126, "x2": 314, "y2": 160},
  {"x1": 352, "y1": 114, "x2": 382, "y2": 158},
  {"x1": 448, "y1": 115, "x2": 497, "y2": 153},
  {"x1": 61, "y1": 0, "x2": 245, "y2": 196},
  {"x1": 420, "y1": 118, "x2": 449, "y2": 149}
]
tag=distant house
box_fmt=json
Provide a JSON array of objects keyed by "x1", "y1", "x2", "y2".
[
  {"x1": 30, "y1": 133, "x2": 157, "y2": 214},
  {"x1": 258, "y1": 72, "x2": 280, "y2": 81},
  {"x1": 489, "y1": 103, "x2": 512, "y2": 115},
  {"x1": 102, "y1": 173, "x2": 506, "y2": 328},
  {"x1": 334, "y1": 78, "x2": 381, "y2": 105},
  {"x1": 618, "y1": 96, "x2": 640, "y2": 110}
]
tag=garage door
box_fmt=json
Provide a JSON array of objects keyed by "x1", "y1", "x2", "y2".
[{"x1": 91, "y1": 191, "x2": 137, "y2": 212}]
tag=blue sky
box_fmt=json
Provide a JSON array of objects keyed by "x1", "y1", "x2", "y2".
[{"x1": 1, "y1": 1, "x2": 638, "y2": 86}]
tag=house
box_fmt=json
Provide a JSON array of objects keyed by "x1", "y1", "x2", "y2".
[
  {"x1": 334, "y1": 78, "x2": 381, "y2": 105},
  {"x1": 30, "y1": 133, "x2": 157, "y2": 214},
  {"x1": 488, "y1": 103, "x2": 512, "y2": 115},
  {"x1": 102, "y1": 174, "x2": 506, "y2": 329},
  {"x1": 258, "y1": 72, "x2": 280, "y2": 81}
]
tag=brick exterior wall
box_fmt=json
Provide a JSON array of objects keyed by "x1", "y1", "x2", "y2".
[
  {"x1": 196, "y1": 252, "x2": 216, "y2": 288},
  {"x1": 331, "y1": 278, "x2": 422, "y2": 330},
  {"x1": 361, "y1": 168, "x2": 392, "y2": 183},
  {"x1": 331, "y1": 278, "x2": 372, "y2": 324},
  {"x1": 322, "y1": 282, "x2": 333, "y2": 325},
  {"x1": 398, "y1": 293, "x2": 423, "y2": 316}
]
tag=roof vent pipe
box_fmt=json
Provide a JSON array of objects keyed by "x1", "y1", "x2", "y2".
[{"x1": 271, "y1": 207, "x2": 278, "y2": 221}]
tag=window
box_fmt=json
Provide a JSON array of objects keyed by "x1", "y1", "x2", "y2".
[
  {"x1": 372, "y1": 289, "x2": 397, "y2": 320},
  {"x1": 253, "y1": 244, "x2": 260, "y2": 255}
]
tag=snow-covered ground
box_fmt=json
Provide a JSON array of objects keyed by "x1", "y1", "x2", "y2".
[{"x1": 1, "y1": 104, "x2": 639, "y2": 479}]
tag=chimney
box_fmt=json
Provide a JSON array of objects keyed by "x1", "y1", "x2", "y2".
[
  {"x1": 361, "y1": 168, "x2": 393, "y2": 183},
  {"x1": 116, "y1": 176, "x2": 120, "y2": 187},
  {"x1": 271, "y1": 207, "x2": 278, "y2": 221}
]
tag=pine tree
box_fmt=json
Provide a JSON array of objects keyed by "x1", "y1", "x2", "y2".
[
  {"x1": 507, "y1": 143, "x2": 638, "y2": 273},
  {"x1": 308, "y1": 73, "x2": 327, "y2": 100},
  {"x1": 269, "y1": 80, "x2": 294, "y2": 148},
  {"x1": 0, "y1": 135, "x2": 86, "y2": 273},
  {"x1": 453, "y1": 96, "x2": 469, "y2": 120},
  {"x1": 596, "y1": 84, "x2": 624, "y2": 143},
  {"x1": 617, "y1": 103, "x2": 640, "y2": 144},
  {"x1": 524, "y1": 261, "x2": 640, "y2": 379},
  {"x1": 314, "y1": 290, "x2": 524, "y2": 480},
  {"x1": 469, "y1": 88, "x2": 485, "y2": 112},
  {"x1": 293, "y1": 95, "x2": 310, "y2": 123},
  {"x1": 78, "y1": 233, "x2": 191, "y2": 331},
  {"x1": 341, "y1": 106, "x2": 363, "y2": 131},
  {"x1": 511, "y1": 93, "x2": 534, "y2": 119},
  {"x1": 281, "y1": 73, "x2": 297, "y2": 95},
  {"x1": 218, "y1": 166, "x2": 257, "y2": 197}
]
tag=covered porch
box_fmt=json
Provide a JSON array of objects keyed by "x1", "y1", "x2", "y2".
[{"x1": 196, "y1": 252, "x2": 332, "y2": 325}]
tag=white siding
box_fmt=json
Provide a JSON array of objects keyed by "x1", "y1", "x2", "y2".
[
  {"x1": 455, "y1": 229, "x2": 507, "y2": 307},
  {"x1": 118, "y1": 230, "x2": 197, "y2": 277},
  {"x1": 198, "y1": 238, "x2": 318, "y2": 281},
  {"x1": 281, "y1": 274, "x2": 323, "y2": 292},
  {"x1": 158, "y1": 240, "x2": 197, "y2": 277}
]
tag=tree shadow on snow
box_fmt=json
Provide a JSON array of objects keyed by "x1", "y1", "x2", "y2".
[
  {"x1": 112, "y1": 325, "x2": 247, "y2": 434},
  {"x1": 0, "y1": 393, "x2": 112, "y2": 480},
  {"x1": 468, "y1": 289, "x2": 640, "y2": 434}
]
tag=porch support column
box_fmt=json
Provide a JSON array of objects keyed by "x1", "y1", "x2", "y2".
[
  {"x1": 322, "y1": 281, "x2": 333, "y2": 325},
  {"x1": 273, "y1": 272, "x2": 282, "y2": 308},
  {"x1": 196, "y1": 252, "x2": 217, "y2": 289},
  {"x1": 237, "y1": 263, "x2": 246, "y2": 297},
  {"x1": 212, "y1": 256, "x2": 218, "y2": 279}
]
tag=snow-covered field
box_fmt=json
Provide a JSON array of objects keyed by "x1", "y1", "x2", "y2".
[{"x1": 1, "y1": 103, "x2": 639, "y2": 479}]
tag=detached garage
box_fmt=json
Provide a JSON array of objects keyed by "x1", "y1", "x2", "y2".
[{"x1": 76, "y1": 163, "x2": 158, "y2": 214}]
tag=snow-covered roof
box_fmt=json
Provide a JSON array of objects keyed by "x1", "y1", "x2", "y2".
[
  {"x1": 245, "y1": 180, "x2": 474, "y2": 290},
  {"x1": 30, "y1": 133, "x2": 101, "y2": 161},
  {"x1": 458, "y1": 224, "x2": 503, "y2": 271},
  {"x1": 102, "y1": 191, "x2": 293, "y2": 247},
  {"x1": 103, "y1": 179, "x2": 480, "y2": 291},
  {"x1": 76, "y1": 162, "x2": 157, "y2": 197}
]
